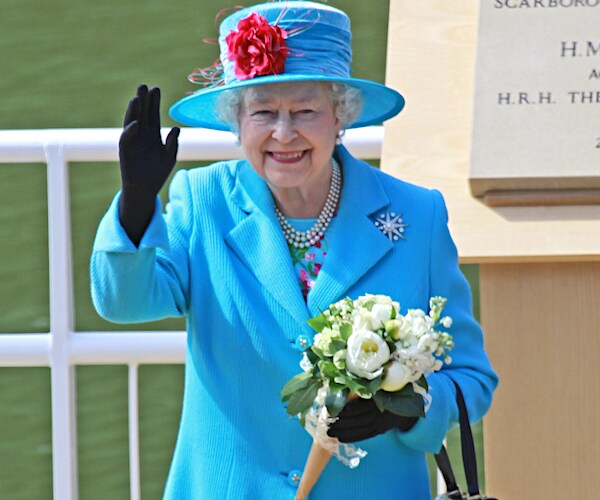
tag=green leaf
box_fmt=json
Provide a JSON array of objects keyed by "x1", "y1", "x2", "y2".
[
  {"x1": 373, "y1": 388, "x2": 425, "y2": 418},
  {"x1": 318, "y1": 360, "x2": 339, "y2": 379},
  {"x1": 366, "y1": 374, "x2": 383, "y2": 394},
  {"x1": 285, "y1": 379, "x2": 321, "y2": 417},
  {"x1": 386, "y1": 339, "x2": 397, "y2": 353},
  {"x1": 373, "y1": 395, "x2": 386, "y2": 412},
  {"x1": 306, "y1": 348, "x2": 319, "y2": 365},
  {"x1": 310, "y1": 346, "x2": 327, "y2": 362},
  {"x1": 339, "y1": 321, "x2": 353, "y2": 341},
  {"x1": 335, "y1": 372, "x2": 370, "y2": 395},
  {"x1": 307, "y1": 314, "x2": 330, "y2": 332},
  {"x1": 333, "y1": 349, "x2": 346, "y2": 370},
  {"x1": 279, "y1": 371, "x2": 313, "y2": 401},
  {"x1": 325, "y1": 388, "x2": 349, "y2": 417},
  {"x1": 328, "y1": 381, "x2": 346, "y2": 393},
  {"x1": 328, "y1": 338, "x2": 347, "y2": 354},
  {"x1": 333, "y1": 373, "x2": 360, "y2": 394},
  {"x1": 416, "y1": 374, "x2": 428, "y2": 391}
]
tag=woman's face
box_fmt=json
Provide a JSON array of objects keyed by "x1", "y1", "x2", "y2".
[{"x1": 238, "y1": 81, "x2": 341, "y2": 196}]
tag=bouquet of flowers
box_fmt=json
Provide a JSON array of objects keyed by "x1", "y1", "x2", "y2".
[{"x1": 280, "y1": 294, "x2": 454, "y2": 499}]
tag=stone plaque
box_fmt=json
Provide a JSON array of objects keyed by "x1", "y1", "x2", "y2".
[{"x1": 470, "y1": 0, "x2": 600, "y2": 203}]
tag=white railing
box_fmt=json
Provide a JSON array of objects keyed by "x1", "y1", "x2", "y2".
[{"x1": 0, "y1": 126, "x2": 384, "y2": 500}]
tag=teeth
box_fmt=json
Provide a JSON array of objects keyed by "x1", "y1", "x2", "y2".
[{"x1": 272, "y1": 151, "x2": 303, "y2": 160}]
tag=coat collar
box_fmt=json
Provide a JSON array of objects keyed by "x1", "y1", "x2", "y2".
[
  {"x1": 224, "y1": 146, "x2": 394, "y2": 328},
  {"x1": 305, "y1": 146, "x2": 393, "y2": 316},
  {"x1": 226, "y1": 160, "x2": 311, "y2": 330}
]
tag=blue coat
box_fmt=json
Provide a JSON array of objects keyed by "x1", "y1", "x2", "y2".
[{"x1": 91, "y1": 145, "x2": 497, "y2": 499}]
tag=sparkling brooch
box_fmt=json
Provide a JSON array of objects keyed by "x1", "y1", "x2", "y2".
[{"x1": 374, "y1": 211, "x2": 407, "y2": 241}]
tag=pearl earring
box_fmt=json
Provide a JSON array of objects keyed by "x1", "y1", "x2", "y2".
[
  {"x1": 235, "y1": 135, "x2": 242, "y2": 146},
  {"x1": 335, "y1": 131, "x2": 344, "y2": 145}
]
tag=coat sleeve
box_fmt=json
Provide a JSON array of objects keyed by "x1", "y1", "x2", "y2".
[
  {"x1": 90, "y1": 169, "x2": 193, "y2": 323},
  {"x1": 396, "y1": 189, "x2": 498, "y2": 453}
]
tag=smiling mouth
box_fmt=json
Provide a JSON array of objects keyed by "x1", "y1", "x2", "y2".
[{"x1": 270, "y1": 151, "x2": 305, "y2": 162}]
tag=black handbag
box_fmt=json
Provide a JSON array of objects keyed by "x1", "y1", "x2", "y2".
[{"x1": 433, "y1": 381, "x2": 498, "y2": 500}]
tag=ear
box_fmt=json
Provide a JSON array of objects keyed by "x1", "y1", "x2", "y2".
[{"x1": 332, "y1": 110, "x2": 342, "y2": 141}]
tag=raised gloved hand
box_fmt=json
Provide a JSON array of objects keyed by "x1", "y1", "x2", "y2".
[
  {"x1": 327, "y1": 396, "x2": 419, "y2": 443},
  {"x1": 118, "y1": 84, "x2": 180, "y2": 246}
]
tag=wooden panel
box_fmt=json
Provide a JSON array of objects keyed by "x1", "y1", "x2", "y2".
[
  {"x1": 480, "y1": 263, "x2": 600, "y2": 498},
  {"x1": 483, "y1": 189, "x2": 600, "y2": 208},
  {"x1": 382, "y1": 0, "x2": 600, "y2": 263}
]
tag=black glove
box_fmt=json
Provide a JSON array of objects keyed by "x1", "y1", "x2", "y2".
[
  {"x1": 118, "y1": 84, "x2": 180, "y2": 246},
  {"x1": 327, "y1": 397, "x2": 419, "y2": 443}
]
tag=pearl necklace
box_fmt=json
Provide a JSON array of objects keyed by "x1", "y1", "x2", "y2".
[{"x1": 275, "y1": 158, "x2": 341, "y2": 249}]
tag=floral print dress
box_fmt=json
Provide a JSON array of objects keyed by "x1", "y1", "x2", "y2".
[{"x1": 283, "y1": 217, "x2": 336, "y2": 300}]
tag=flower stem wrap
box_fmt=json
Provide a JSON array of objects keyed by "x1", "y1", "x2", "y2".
[{"x1": 296, "y1": 392, "x2": 361, "y2": 500}]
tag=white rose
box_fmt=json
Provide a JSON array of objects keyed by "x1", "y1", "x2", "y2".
[
  {"x1": 345, "y1": 330, "x2": 390, "y2": 380},
  {"x1": 381, "y1": 361, "x2": 413, "y2": 392},
  {"x1": 371, "y1": 303, "x2": 393, "y2": 328},
  {"x1": 353, "y1": 303, "x2": 393, "y2": 332},
  {"x1": 353, "y1": 310, "x2": 376, "y2": 332},
  {"x1": 372, "y1": 294, "x2": 392, "y2": 305},
  {"x1": 385, "y1": 318, "x2": 410, "y2": 340}
]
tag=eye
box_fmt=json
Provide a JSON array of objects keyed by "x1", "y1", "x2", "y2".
[
  {"x1": 251, "y1": 109, "x2": 274, "y2": 117},
  {"x1": 293, "y1": 109, "x2": 317, "y2": 120}
]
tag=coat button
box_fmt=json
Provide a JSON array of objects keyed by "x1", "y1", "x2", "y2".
[
  {"x1": 294, "y1": 335, "x2": 311, "y2": 351},
  {"x1": 288, "y1": 469, "x2": 302, "y2": 487}
]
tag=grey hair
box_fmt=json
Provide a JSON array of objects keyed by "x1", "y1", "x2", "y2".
[
  {"x1": 330, "y1": 82, "x2": 363, "y2": 130},
  {"x1": 215, "y1": 81, "x2": 364, "y2": 133},
  {"x1": 215, "y1": 89, "x2": 244, "y2": 133}
]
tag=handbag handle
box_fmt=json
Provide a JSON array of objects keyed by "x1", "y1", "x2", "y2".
[{"x1": 434, "y1": 380, "x2": 496, "y2": 499}]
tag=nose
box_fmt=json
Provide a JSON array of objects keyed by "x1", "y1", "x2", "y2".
[{"x1": 271, "y1": 113, "x2": 297, "y2": 144}]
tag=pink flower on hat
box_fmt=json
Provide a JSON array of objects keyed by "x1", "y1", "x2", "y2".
[{"x1": 225, "y1": 12, "x2": 289, "y2": 80}]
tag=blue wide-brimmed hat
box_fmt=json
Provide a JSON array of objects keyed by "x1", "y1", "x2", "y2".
[{"x1": 169, "y1": 1, "x2": 405, "y2": 130}]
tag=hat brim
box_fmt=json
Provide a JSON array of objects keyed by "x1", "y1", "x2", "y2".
[{"x1": 169, "y1": 74, "x2": 405, "y2": 131}]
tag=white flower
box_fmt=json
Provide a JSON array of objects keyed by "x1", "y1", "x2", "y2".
[
  {"x1": 372, "y1": 294, "x2": 393, "y2": 305},
  {"x1": 314, "y1": 327, "x2": 337, "y2": 352},
  {"x1": 441, "y1": 316, "x2": 453, "y2": 328},
  {"x1": 345, "y1": 330, "x2": 390, "y2": 380},
  {"x1": 385, "y1": 318, "x2": 411, "y2": 340},
  {"x1": 300, "y1": 352, "x2": 313, "y2": 372},
  {"x1": 371, "y1": 303, "x2": 393, "y2": 328},
  {"x1": 353, "y1": 310, "x2": 377, "y2": 332},
  {"x1": 381, "y1": 361, "x2": 413, "y2": 392},
  {"x1": 353, "y1": 303, "x2": 393, "y2": 332},
  {"x1": 417, "y1": 333, "x2": 436, "y2": 352},
  {"x1": 405, "y1": 309, "x2": 434, "y2": 337}
]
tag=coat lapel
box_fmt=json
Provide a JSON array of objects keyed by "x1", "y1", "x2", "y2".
[
  {"x1": 224, "y1": 161, "x2": 310, "y2": 328},
  {"x1": 224, "y1": 150, "x2": 397, "y2": 324},
  {"x1": 306, "y1": 147, "x2": 394, "y2": 316}
]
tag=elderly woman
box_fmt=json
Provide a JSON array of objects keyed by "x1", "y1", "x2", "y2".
[{"x1": 91, "y1": 2, "x2": 497, "y2": 498}]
